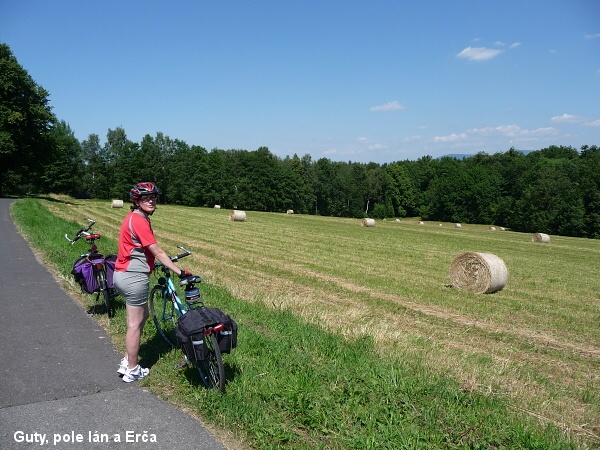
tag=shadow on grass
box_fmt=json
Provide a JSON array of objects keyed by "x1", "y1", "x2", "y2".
[
  {"x1": 85, "y1": 291, "x2": 126, "y2": 318},
  {"x1": 184, "y1": 360, "x2": 240, "y2": 392},
  {"x1": 32, "y1": 194, "x2": 79, "y2": 205},
  {"x1": 139, "y1": 329, "x2": 241, "y2": 392}
]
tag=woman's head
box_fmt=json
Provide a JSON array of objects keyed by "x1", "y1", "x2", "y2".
[{"x1": 130, "y1": 182, "x2": 159, "y2": 213}]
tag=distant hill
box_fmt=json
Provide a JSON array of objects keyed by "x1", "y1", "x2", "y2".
[{"x1": 437, "y1": 150, "x2": 534, "y2": 160}]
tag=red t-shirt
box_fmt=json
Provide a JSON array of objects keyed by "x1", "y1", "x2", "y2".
[{"x1": 115, "y1": 210, "x2": 157, "y2": 273}]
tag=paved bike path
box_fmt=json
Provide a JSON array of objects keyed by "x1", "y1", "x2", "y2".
[{"x1": 0, "y1": 198, "x2": 227, "y2": 450}]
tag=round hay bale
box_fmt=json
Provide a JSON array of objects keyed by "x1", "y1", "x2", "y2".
[
  {"x1": 454, "y1": 223, "x2": 462, "y2": 228},
  {"x1": 394, "y1": 219, "x2": 400, "y2": 223},
  {"x1": 111, "y1": 200, "x2": 124, "y2": 208},
  {"x1": 361, "y1": 218, "x2": 375, "y2": 227},
  {"x1": 286, "y1": 209, "x2": 294, "y2": 214},
  {"x1": 214, "y1": 205, "x2": 221, "y2": 209},
  {"x1": 489, "y1": 226, "x2": 496, "y2": 231},
  {"x1": 532, "y1": 233, "x2": 550, "y2": 243},
  {"x1": 229, "y1": 210, "x2": 246, "y2": 222},
  {"x1": 418, "y1": 221, "x2": 425, "y2": 225},
  {"x1": 499, "y1": 227, "x2": 506, "y2": 231},
  {"x1": 449, "y1": 252, "x2": 508, "y2": 294},
  {"x1": 439, "y1": 223, "x2": 443, "y2": 227}
]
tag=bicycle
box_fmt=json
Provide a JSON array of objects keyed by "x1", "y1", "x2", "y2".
[
  {"x1": 65, "y1": 218, "x2": 116, "y2": 318},
  {"x1": 148, "y1": 246, "x2": 226, "y2": 392}
]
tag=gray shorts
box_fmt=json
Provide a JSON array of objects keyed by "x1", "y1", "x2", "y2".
[{"x1": 113, "y1": 271, "x2": 149, "y2": 306}]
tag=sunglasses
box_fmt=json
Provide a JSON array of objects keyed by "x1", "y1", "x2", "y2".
[{"x1": 139, "y1": 195, "x2": 158, "y2": 203}]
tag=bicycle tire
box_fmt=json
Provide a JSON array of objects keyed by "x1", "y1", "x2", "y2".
[
  {"x1": 149, "y1": 286, "x2": 177, "y2": 348},
  {"x1": 97, "y1": 270, "x2": 113, "y2": 318},
  {"x1": 195, "y1": 333, "x2": 225, "y2": 393}
]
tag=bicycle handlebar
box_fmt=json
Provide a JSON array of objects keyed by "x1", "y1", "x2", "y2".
[
  {"x1": 64, "y1": 218, "x2": 96, "y2": 244},
  {"x1": 154, "y1": 246, "x2": 192, "y2": 267}
]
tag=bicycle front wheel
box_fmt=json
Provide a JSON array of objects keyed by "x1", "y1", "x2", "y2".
[
  {"x1": 196, "y1": 333, "x2": 225, "y2": 393},
  {"x1": 149, "y1": 286, "x2": 177, "y2": 348}
]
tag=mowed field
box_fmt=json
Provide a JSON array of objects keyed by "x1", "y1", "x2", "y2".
[{"x1": 43, "y1": 198, "x2": 599, "y2": 443}]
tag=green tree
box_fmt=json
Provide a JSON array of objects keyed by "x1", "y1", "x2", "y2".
[
  {"x1": 384, "y1": 162, "x2": 419, "y2": 217},
  {"x1": 169, "y1": 143, "x2": 210, "y2": 206},
  {"x1": 314, "y1": 158, "x2": 335, "y2": 216},
  {"x1": 105, "y1": 127, "x2": 138, "y2": 199},
  {"x1": 80, "y1": 134, "x2": 105, "y2": 199},
  {"x1": 579, "y1": 145, "x2": 600, "y2": 238},
  {"x1": 236, "y1": 147, "x2": 281, "y2": 211},
  {"x1": 42, "y1": 121, "x2": 82, "y2": 195},
  {"x1": 0, "y1": 43, "x2": 57, "y2": 195},
  {"x1": 512, "y1": 157, "x2": 585, "y2": 236},
  {"x1": 280, "y1": 154, "x2": 315, "y2": 214}
]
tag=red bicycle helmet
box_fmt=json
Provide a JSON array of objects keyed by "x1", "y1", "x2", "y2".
[{"x1": 130, "y1": 182, "x2": 159, "y2": 201}]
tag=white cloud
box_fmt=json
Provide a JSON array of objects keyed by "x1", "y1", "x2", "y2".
[
  {"x1": 551, "y1": 114, "x2": 600, "y2": 126},
  {"x1": 584, "y1": 33, "x2": 600, "y2": 39},
  {"x1": 432, "y1": 133, "x2": 467, "y2": 143},
  {"x1": 456, "y1": 46, "x2": 503, "y2": 61},
  {"x1": 369, "y1": 101, "x2": 406, "y2": 112},
  {"x1": 402, "y1": 135, "x2": 422, "y2": 142},
  {"x1": 457, "y1": 41, "x2": 519, "y2": 61},
  {"x1": 467, "y1": 124, "x2": 556, "y2": 137},
  {"x1": 368, "y1": 143, "x2": 387, "y2": 150},
  {"x1": 551, "y1": 113, "x2": 585, "y2": 123},
  {"x1": 584, "y1": 119, "x2": 600, "y2": 127},
  {"x1": 356, "y1": 137, "x2": 369, "y2": 144}
]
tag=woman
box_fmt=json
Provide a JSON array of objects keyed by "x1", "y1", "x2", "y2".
[{"x1": 113, "y1": 182, "x2": 192, "y2": 382}]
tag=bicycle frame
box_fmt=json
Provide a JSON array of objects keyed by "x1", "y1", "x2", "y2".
[
  {"x1": 149, "y1": 246, "x2": 226, "y2": 392},
  {"x1": 149, "y1": 246, "x2": 196, "y2": 346},
  {"x1": 155, "y1": 272, "x2": 187, "y2": 321},
  {"x1": 153, "y1": 245, "x2": 193, "y2": 313}
]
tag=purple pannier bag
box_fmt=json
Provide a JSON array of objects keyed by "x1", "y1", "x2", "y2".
[
  {"x1": 71, "y1": 254, "x2": 117, "y2": 294},
  {"x1": 105, "y1": 254, "x2": 117, "y2": 289},
  {"x1": 71, "y1": 255, "x2": 100, "y2": 294}
]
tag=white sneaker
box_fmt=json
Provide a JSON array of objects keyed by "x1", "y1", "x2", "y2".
[
  {"x1": 122, "y1": 365, "x2": 150, "y2": 383},
  {"x1": 117, "y1": 357, "x2": 128, "y2": 376}
]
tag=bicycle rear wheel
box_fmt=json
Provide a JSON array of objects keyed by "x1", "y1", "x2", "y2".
[
  {"x1": 195, "y1": 334, "x2": 225, "y2": 393},
  {"x1": 98, "y1": 271, "x2": 113, "y2": 318},
  {"x1": 149, "y1": 286, "x2": 177, "y2": 348}
]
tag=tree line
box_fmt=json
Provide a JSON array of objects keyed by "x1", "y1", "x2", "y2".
[{"x1": 2, "y1": 43, "x2": 599, "y2": 238}]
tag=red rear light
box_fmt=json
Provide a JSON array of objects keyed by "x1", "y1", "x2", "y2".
[
  {"x1": 95, "y1": 263, "x2": 103, "y2": 269},
  {"x1": 213, "y1": 323, "x2": 225, "y2": 333}
]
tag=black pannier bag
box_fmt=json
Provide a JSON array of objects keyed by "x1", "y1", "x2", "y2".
[
  {"x1": 217, "y1": 314, "x2": 238, "y2": 354},
  {"x1": 197, "y1": 307, "x2": 238, "y2": 354},
  {"x1": 175, "y1": 308, "x2": 238, "y2": 361},
  {"x1": 175, "y1": 309, "x2": 210, "y2": 361}
]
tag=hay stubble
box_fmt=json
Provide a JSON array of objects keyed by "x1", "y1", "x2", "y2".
[{"x1": 44, "y1": 199, "x2": 600, "y2": 441}]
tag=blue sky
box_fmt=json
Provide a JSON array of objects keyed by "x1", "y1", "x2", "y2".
[{"x1": 2, "y1": 1, "x2": 599, "y2": 163}]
